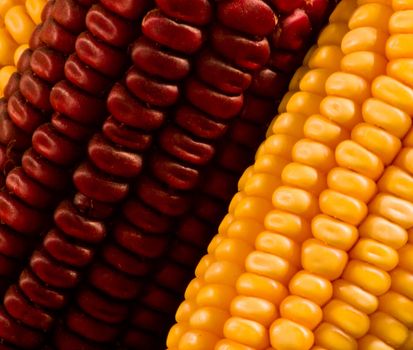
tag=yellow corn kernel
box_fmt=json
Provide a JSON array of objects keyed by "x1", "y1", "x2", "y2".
[
  {"x1": 271, "y1": 112, "x2": 307, "y2": 138},
  {"x1": 404, "y1": 128, "x2": 413, "y2": 147},
  {"x1": 214, "y1": 239, "x2": 253, "y2": 266},
  {"x1": 289, "y1": 271, "x2": 333, "y2": 306},
  {"x1": 289, "y1": 67, "x2": 310, "y2": 92},
  {"x1": 236, "y1": 273, "x2": 288, "y2": 305},
  {"x1": 196, "y1": 284, "x2": 236, "y2": 310},
  {"x1": 359, "y1": 215, "x2": 408, "y2": 249},
  {"x1": 272, "y1": 186, "x2": 319, "y2": 219},
  {"x1": 204, "y1": 261, "x2": 244, "y2": 286},
  {"x1": 13, "y1": 43, "x2": 27, "y2": 66},
  {"x1": 224, "y1": 317, "x2": 269, "y2": 349},
  {"x1": 392, "y1": 75, "x2": 413, "y2": 113},
  {"x1": 391, "y1": 268, "x2": 413, "y2": 299},
  {"x1": 254, "y1": 154, "x2": 289, "y2": 176},
  {"x1": 270, "y1": 319, "x2": 314, "y2": 350},
  {"x1": 389, "y1": 10, "x2": 413, "y2": 33},
  {"x1": 256, "y1": 231, "x2": 300, "y2": 266},
  {"x1": 0, "y1": 27, "x2": 18, "y2": 65},
  {"x1": 304, "y1": 114, "x2": 350, "y2": 149},
  {"x1": 292, "y1": 139, "x2": 336, "y2": 172},
  {"x1": 348, "y1": 3, "x2": 393, "y2": 31},
  {"x1": 278, "y1": 91, "x2": 295, "y2": 114},
  {"x1": 264, "y1": 210, "x2": 312, "y2": 242},
  {"x1": 362, "y1": 98, "x2": 411, "y2": 138},
  {"x1": 245, "y1": 251, "x2": 297, "y2": 285},
  {"x1": 25, "y1": 0, "x2": 47, "y2": 24},
  {"x1": 0, "y1": 0, "x2": 23, "y2": 18},
  {"x1": 281, "y1": 163, "x2": 327, "y2": 195},
  {"x1": 195, "y1": 255, "x2": 216, "y2": 277},
  {"x1": 227, "y1": 219, "x2": 264, "y2": 246},
  {"x1": 167, "y1": 323, "x2": 190, "y2": 348},
  {"x1": 230, "y1": 296, "x2": 277, "y2": 327},
  {"x1": 398, "y1": 244, "x2": 413, "y2": 272},
  {"x1": 335, "y1": 140, "x2": 384, "y2": 180},
  {"x1": 215, "y1": 340, "x2": 255, "y2": 350},
  {"x1": 323, "y1": 299, "x2": 370, "y2": 338},
  {"x1": 238, "y1": 166, "x2": 254, "y2": 191},
  {"x1": 386, "y1": 34, "x2": 413, "y2": 59},
  {"x1": 286, "y1": 92, "x2": 323, "y2": 116},
  {"x1": 261, "y1": 134, "x2": 297, "y2": 159},
  {"x1": 341, "y1": 27, "x2": 387, "y2": 55},
  {"x1": 0, "y1": 65, "x2": 16, "y2": 95},
  {"x1": 378, "y1": 166, "x2": 413, "y2": 201},
  {"x1": 329, "y1": 0, "x2": 358, "y2": 23},
  {"x1": 308, "y1": 46, "x2": 344, "y2": 71},
  {"x1": 303, "y1": 45, "x2": 317, "y2": 66},
  {"x1": 299, "y1": 69, "x2": 332, "y2": 96},
  {"x1": 319, "y1": 189, "x2": 368, "y2": 226},
  {"x1": 302, "y1": 239, "x2": 348, "y2": 280},
  {"x1": 314, "y1": 322, "x2": 357, "y2": 350},
  {"x1": 340, "y1": 51, "x2": 387, "y2": 81},
  {"x1": 317, "y1": 22, "x2": 350, "y2": 46},
  {"x1": 379, "y1": 291, "x2": 413, "y2": 327},
  {"x1": 343, "y1": 260, "x2": 391, "y2": 296},
  {"x1": 393, "y1": 149, "x2": 413, "y2": 176},
  {"x1": 327, "y1": 167, "x2": 376, "y2": 203},
  {"x1": 280, "y1": 295, "x2": 323, "y2": 330},
  {"x1": 189, "y1": 307, "x2": 229, "y2": 337},
  {"x1": 372, "y1": 75, "x2": 413, "y2": 115},
  {"x1": 234, "y1": 197, "x2": 273, "y2": 222},
  {"x1": 358, "y1": 335, "x2": 394, "y2": 350},
  {"x1": 320, "y1": 96, "x2": 363, "y2": 130},
  {"x1": 325, "y1": 72, "x2": 370, "y2": 104},
  {"x1": 369, "y1": 312, "x2": 409, "y2": 348},
  {"x1": 333, "y1": 279, "x2": 378, "y2": 315},
  {"x1": 5, "y1": 5, "x2": 35, "y2": 44},
  {"x1": 351, "y1": 123, "x2": 401, "y2": 165},
  {"x1": 393, "y1": 0, "x2": 413, "y2": 9},
  {"x1": 244, "y1": 173, "x2": 281, "y2": 199},
  {"x1": 312, "y1": 214, "x2": 358, "y2": 251},
  {"x1": 369, "y1": 193, "x2": 413, "y2": 229},
  {"x1": 208, "y1": 235, "x2": 225, "y2": 254},
  {"x1": 219, "y1": 214, "x2": 234, "y2": 235},
  {"x1": 176, "y1": 301, "x2": 198, "y2": 322},
  {"x1": 229, "y1": 192, "x2": 245, "y2": 214},
  {"x1": 185, "y1": 278, "x2": 204, "y2": 300},
  {"x1": 399, "y1": 331, "x2": 413, "y2": 350},
  {"x1": 350, "y1": 238, "x2": 398, "y2": 271},
  {"x1": 178, "y1": 330, "x2": 220, "y2": 350}
]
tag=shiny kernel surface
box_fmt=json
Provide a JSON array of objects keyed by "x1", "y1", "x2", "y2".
[
  {"x1": 378, "y1": 166, "x2": 413, "y2": 202},
  {"x1": 227, "y1": 219, "x2": 264, "y2": 246},
  {"x1": 379, "y1": 291, "x2": 413, "y2": 327},
  {"x1": 317, "y1": 23, "x2": 350, "y2": 46},
  {"x1": 348, "y1": 3, "x2": 393, "y2": 31},
  {"x1": 196, "y1": 284, "x2": 236, "y2": 310},
  {"x1": 391, "y1": 268, "x2": 413, "y2": 299},
  {"x1": 394, "y1": 148, "x2": 413, "y2": 175},
  {"x1": 270, "y1": 318, "x2": 314, "y2": 350},
  {"x1": 176, "y1": 301, "x2": 198, "y2": 323},
  {"x1": 25, "y1": 0, "x2": 46, "y2": 24},
  {"x1": 234, "y1": 197, "x2": 273, "y2": 222},
  {"x1": 341, "y1": 27, "x2": 387, "y2": 55},
  {"x1": 358, "y1": 335, "x2": 394, "y2": 349},
  {"x1": 13, "y1": 43, "x2": 27, "y2": 65},
  {"x1": 329, "y1": 0, "x2": 358, "y2": 23},
  {"x1": 280, "y1": 295, "x2": 323, "y2": 330},
  {"x1": 214, "y1": 239, "x2": 253, "y2": 266},
  {"x1": 340, "y1": 51, "x2": 387, "y2": 81},
  {"x1": 369, "y1": 193, "x2": 413, "y2": 228},
  {"x1": 389, "y1": 10, "x2": 413, "y2": 33},
  {"x1": 387, "y1": 58, "x2": 413, "y2": 88},
  {"x1": 282, "y1": 163, "x2": 327, "y2": 195},
  {"x1": 224, "y1": 317, "x2": 269, "y2": 349},
  {"x1": 386, "y1": 34, "x2": 413, "y2": 59},
  {"x1": 215, "y1": 340, "x2": 255, "y2": 350},
  {"x1": 392, "y1": 0, "x2": 413, "y2": 9},
  {"x1": 185, "y1": 278, "x2": 204, "y2": 300},
  {"x1": 308, "y1": 46, "x2": 344, "y2": 71},
  {"x1": 299, "y1": 68, "x2": 332, "y2": 96},
  {"x1": 272, "y1": 186, "x2": 319, "y2": 219},
  {"x1": 254, "y1": 155, "x2": 289, "y2": 176},
  {"x1": 289, "y1": 271, "x2": 333, "y2": 306},
  {"x1": 0, "y1": 27, "x2": 18, "y2": 65},
  {"x1": 292, "y1": 139, "x2": 336, "y2": 172},
  {"x1": 168, "y1": 324, "x2": 190, "y2": 348},
  {"x1": 325, "y1": 72, "x2": 370, "y2": 104},
  {"x1": 178, "y1": 330, "x2": 219, "y2": 350},
  {"x1": 320, "y1": 96, "x2": 363, "y2": 130},
  {"x1": 204, "y1": 261, "x2": 244, "y2": 286},
  {"x1": 369, "y1": 312, "x2": 409, "y2": 348},
  {"x1": 4, "y1": 5, "x2": 35, "y2": 44},
  {"x1": 398, "y1": 244, "x2": 413, "y2": 271},
  {"x1": 0, "y1": 65, "x2": 16, "y2": 95},
  {"x1": 286, "y1": 92, "x2": 323, "y2": 116},
  {"x1": 244, "y1": 173, "x2": 281, "y2": 200},
  {"x1": 289, "y1": 67, "x2": 310, "y2": 92},
  {"x1": 272, "y1": 112, "x2": 307, "y2": 138},
  {"x1": 230, "y1": 296, "x2": 277, "y2": 327},
  {"x1": 314, "y1": 322, "x2": 357, "y2": 350},
  {"x1": 264, "y1": 210, "x2": 312, "y2": 242},
  {"x1": 189, "y1": 307, "x2": 229, "y2": 336},
  {"x1": 261, "y1": 134, "x2": 297, "y2": 159}
]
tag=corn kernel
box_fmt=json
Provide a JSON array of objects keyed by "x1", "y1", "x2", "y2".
[
  {"x1": 278, "y1": 91, "x2": 295, "y2": 113},
  {"x1": 219, "y1": 214, "x2": 234, "y2": 235},
  {"x1": 343, "y1": 260, "x2": 391, "y2": 295},
  {"x1": 303, "y1": 45, "x2": 317, "y2": 65},
  {"x1": 227, "y1": 219, "x2": 264, "y2": 246},
  {"x1": 369, "y1": 312, "x2": 409, "y2": 348},
  {"x1": 0, "y1": 27, "x2": 18, "y2": 65},
  {"x1": 386, "y1": 34, "x2": 413, "y2": 59},
  {"x1": 391, "y1": 268, "x2": 413, "y2": 299},
  {"x1": 292, "y1": 139, "x2": 336, "y2": 172},
  {"x1": 13, "y1": 43, "x2": 27, "y2": 66},
  {"x1": 341, "y1": 51, "x2": 387, "y2": 81},
  {"x1": 403, "y1": 128, "x2": 413, "y2": 146},
  {"x1": 398, "y1": 244, "x2": 413, "y2": 272},
  {"x1": 329, "y1": 0, "x2": 358, "y2": 23},
  {"x1": 229, "y1": 192, "x2": 245, "y2": 214},
  {"x1": 289, "y1": 271, "x2": 333, "y2": 306},
  {"x1": 0, "y1": 65, "x2": 16, "y2": 95},
  {"x1": 314, "y1": 322, "x2": 357, "y2": 350},
  {"x1": 308, "y1": 46, "x2": 344, "y2": 71},
  {"x1": 336, "y1": 140, "x2": 384, "y2": 180},
  {"x1": 393, "y1": 0, "x2": 413, "y2": 9},
  {"x1": 0, "y1": 0, "x2": 23, "y2": 18},
  {"x1": 318, "y1": 23, "x2": 350, "y2": 46},
  {"x1": 238, "y1": 166, "x2": 254, "y2": 191},
  {"x1": 245, "y1": 251, "x2": 297, "y2": 285},
  {"x1": 176, "y1": 301, "x2": 198, "y2": 323},
  {"x1": 196, "y1": 284, "x2": 236, "y2": 310},
  {"x1": 224, "y1": 317, "x2": 269, "y2": 349},
  {"x1": 333, "y1": 279, "x2": 378, "y2": 315},
  {"x1": 272, "y1": 186, "x2": 319, "y2": 219},
  {"x1": 264, "y1": 210, "x2": 312, "y2": 242},
  {"x1": 234, "y1": 197, "x2": 273, "y2": 222},
  {"x1": 379, "y1": 291, "x2": 413, "y2": 327},
  {"x1": 399, "y1": 331, "x2": 413, "y2": 350},
  {"x1": 25, "y1": 0, "x2": 47, "y2": 24},
  {"x1": 389, "y1": 10, "x2": 413, "y2": 33},
  {"x1": 189, "y1": 307, "x2": 229, "y2": 337},
  {"x1": 270, "y1": 319, "x2": 314, "y2": 350},
  {"x1": 341, "y1": 27, "x2": 387, "y2": 55},
  {"x1": 236, "y1": 273, "x2": 288, "y2": 305},
  {"x1": 348, "y1": 3, "x2": 393, "y2": 31},
  {"x1": 358, "y1": 335, "x2": 394, "y2": 350},
  {"x1": 244, "y1": 173, "x2": 282, "y2": 200},
  {"x1": 369, "y1": 193, "x2": 413, "y2": 229},
  {"x1": 178, "y1": 330, "x2": 220, "y2": 350},
  {"x1": 272, "y1": 112, "x2": 307, "y2": 138},
  {"x1": 215, "y1": 239, "x2": 253, "y2": 266},
  {"x1": 196, "y1": 255, "x2": 216, "y2": 277},
  {"x1": 299, "y1": 68, "x2": 332, "y2": 96},
  {"x1": 325, "y1": 72, "x2": 370, "y2": 104},
  {"x1": 208, "y1": 235, "x2": 224, "y2": 254},
  {"x1": 304, "y1": 114, "x2": 350, "y2": 149},
  {"x1": 282, "y1": 163, "x2": 327, "y2": 195},
  {"x1": 280, "y1": 295, "x2": 323, "y2": 330},
  {"x1": 289, "y1": 67, "x2": 310, "y2": 92},
  {"x1": 168, "y1": 324, "x2": 190, "y2": 348},
  {"x1": 261, "y1": 134, "x2": 297, "y2": 159},
  {"x1": 320, "y1": 96, "x2": 363, "y2": 130},
  {"x1": 302, "y1": 239, "x2": 348, "y2": 280},
  {"x1": 312, "y1": 214, "x2": 358, "y2": 251},
  {"x1": 323, "y1": 299, "x2": 370, "y2": 338},
  {"x1": 5, "y1": 5, "x2": 35, "y2": 44},
  {"x1": 378, "y1": 166, "x2": 413, "y2": 201},
  {"x1": 204, "y1": 261, "x2": 244, "y2": 286},
  {"x1": 254, "y1": 154, "x2": 289, "y2": 176},
  {"x1": 185, "y1": 278, "x2": 204, "y2": 300},
  {"x1": 319, "y1": 189, "x2": 368, "y2": 226},
  {"x1": 393, "y1": 148, "x2": 413, "y2": 177},
  {"x1": 230, "y1": 296, "x2": 277, "y2": 327},
  {"x1": 286, "y1": 92, "x2": 323, "y2": 116},
  {"x1": 256, "y1": 231, "x2": 301, "y2": 267},
  {"x1": 215, "y1": 340, "x2": 255, "y2": 350}
]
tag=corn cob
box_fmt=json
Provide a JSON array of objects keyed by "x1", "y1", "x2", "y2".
[{"x1": 165, "y1": 0, "x2": 413, "y2": 347}]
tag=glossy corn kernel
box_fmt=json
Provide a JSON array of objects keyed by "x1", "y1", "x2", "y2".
[
  {"x1": 272, "y1": 186, "x2": 319, "y2": 219},
  {"x1": 185, "y1": 279, "x2": 205, "y2": 301},
  {"x1": 230, "y1": 296, "x2": 277, "y2": 327},
  {"x1": 292, "y1": 139, "x2": 336, "y2": 172},
  {"x1": 271, "y1": 113, "x2": 307, "y2": 139},
  {"x1": 308, "y1": 46, "x2": 344, "y2": 71},
  {"x1": 4, "y1": 5, "x2": 35, "y2": 44},
  {"x1": 289, "y1": 67, "x2": 310, "y2": 92},
  {"x1": 204, "y1": 262, "x2": 244, "y2": 286},
  {"x1": 270, "y1": 319, "x2": 314, "y2": 350},
  {"x1": 314, "y1": 323, "x2": 357, "y2": 350},
  {"x1": 234, "y1": 197, "x2": 273, "y2": 222},
  {"x1": 299, "y1": 69, "x2": 332, "y2": 96},
  {"x1": 387, "y1": 58, "x2": 413, "y2": 89},
  {"x1": 226, "y1": 219, "x2": 264, "y2": 246},
  {"x1": 369, "y1": 312, "x2": 409, "y2": 347},
  {"x1": 378, "y1": 291, "x2": 413, "y2": 327},
  {"x1": 386, "y1": 34, "x2": 413, "y2": 59},
  {"x1": 0, "y1": 0, "x2": 23, "y2": 18},
  {"x1": 398, "y1": 244, "x2": 413, "y2": 271},
  {"x1": 320, "y1": 96, "x2": 363, "y2": 130},
  {"x1": 214, "y1": 239, "x2": 253, "y2": 266},
  {"x1": 215, "y1": 340, "x2": 255, "y2": 350},
  {"x1": 341, "y1": 51, "x2": 387, "y2": 81},
  {"x1": 392, "y1": 0, "x2": 413, "y2": 9},
  {"x1": 0, "y1": 27, "x2": 17, "y2": 65},
  {"x1": 224, "y1": 317, "x2": 269, "y2": 349},
  {"x1": 196, "y1": 284, "x2": 236, "y2": 310},
  {"x1": 341, "y1": 27, "x2": 387, "y2": 55},
  {"x1": 325, "y1": 72, "x2": 370, "y2": 103},
  {"x1": 259, "y1": 134, "x2": 297, "y2": 159},
  {"x1": 391, "y1": 268, "x2": 413, "y2": 300},
  {"x1": 279, "y1": 295, "x2": 323, "y2": 330},
  {"x1": 244, "y1": 173, "x2": 281, "y2": 199},
  {"x1": 25, "y1": 0, "x2": 46, "y2": 24},
  {"x1": 0, "y1": 64, "x2": 15, "y2": 95},
  {"x1": 358, "y1": 335, "x2": 394, "y2": 349},
  {"x1": 348, "y1": 3, "x2": 393, "y2": 31},
  {"x1": 318, "y1": 23, "x2": 350, "y2": 46},
  {"x1": 13, "y1": 42, "x2": 27, "y2": 65},
  {"x1": 281, "y1": 163, "x2": 327, "y2": 195},
  {"x1": 378, "y1": 166, "x2": 413, "y2": 201},
  {"x1": 329, "y1": 0, "x2": 358, "y2": 23},
  {"x1": 176, "y1": 301, "x2": 198, "y2": 323},
  {"x1": 189, "y1": 307, "x2": 229, "y2": 337},
  {"x1": 289, "y1": 271, "x2": 333, "y2": 306},
  {"x1": 264, "y1": 210, "x2": 312, "y2": 242},
  {"x1": 178, "y1": 330, "x2": 220, "y2": 350},
  {"x1": 168, "y1": 324, "x2": 190, "y2": 349},
  {"x1": 369, "y1": 193, "x2": 413, "y2": 228},
  {"x1": 286, "y1": 92, "x2": 323, "y2": 116}
]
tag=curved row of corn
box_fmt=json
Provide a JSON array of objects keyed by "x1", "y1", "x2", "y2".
[{"x1": 167, "y1": 0, "x2": 413, "y2": 348}]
